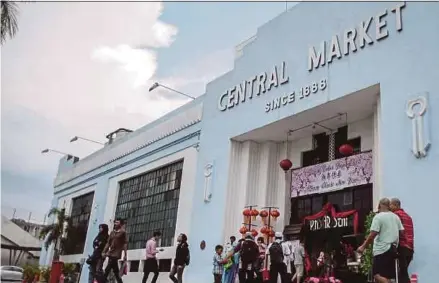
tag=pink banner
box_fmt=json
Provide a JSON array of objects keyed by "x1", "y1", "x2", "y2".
[{"x1": 291, "y1": 151, "x2": 373, "y2": 198}]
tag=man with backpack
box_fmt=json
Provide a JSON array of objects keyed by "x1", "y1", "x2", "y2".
[
  {"x1": 238, "y1": 233, "x2": 260, "y2": 283},
  {"x1": 267, "y1": 232, "x2": 289, "y2": 283}
]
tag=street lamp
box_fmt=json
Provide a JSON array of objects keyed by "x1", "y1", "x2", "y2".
[
  {"x1": 70, "y1": 136, "x2": 104, "y2": 145},
  {"x1": 148, "y1": 82, "x2": 195, "y2": 100},
  {"x1": 41, "y1": 148, "x2": 73, "y2": 156}
]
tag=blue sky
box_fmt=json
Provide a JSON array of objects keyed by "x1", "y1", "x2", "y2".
[{"x1": 1, "y1": 2, "x2": 295, "y2": 223}]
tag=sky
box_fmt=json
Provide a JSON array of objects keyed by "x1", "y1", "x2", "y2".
[{"x1": 1, "y1": 1, "x2": 297, "y2": 223}]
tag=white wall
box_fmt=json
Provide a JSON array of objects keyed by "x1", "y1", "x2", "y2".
[{"x1": 222, "y1": 116, "x2": 375, "y2": 242}]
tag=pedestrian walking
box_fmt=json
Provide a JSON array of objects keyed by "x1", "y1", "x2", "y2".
[
  {"x1": 142, "y1": 231, "x2": 162, "y2": 283},
  {"x1": 102, "y1": 219, "x2": 127, "y2": 283},
  {"x1": 169, "y1": 233, "x2": 190, "y2": 283}
]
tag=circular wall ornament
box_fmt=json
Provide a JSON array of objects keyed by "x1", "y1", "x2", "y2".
[{"x1": 200, "y1": 240, "x2": 206, "y2": 250}]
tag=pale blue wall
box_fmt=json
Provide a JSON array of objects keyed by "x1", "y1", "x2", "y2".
[
  {"x1": 38, "y1": 98, "x2": 203, "y2": 282},
  {"x1": 187, "y1": 2, "x2": 439, "y2": 282}
]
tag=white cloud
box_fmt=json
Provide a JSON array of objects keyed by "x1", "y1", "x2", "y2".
[
  {"x1": 92, "y1": 45, "x2": 158, "y2": 88},
  {"x1": 1, "y1": 2, "x2": 235, "y2": 220}
]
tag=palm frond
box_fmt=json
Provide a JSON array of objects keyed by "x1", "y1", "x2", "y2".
[
  {"x1": 1, "y1": 1, "x2": 19, "y2": 45},
  {"x1": 39, "y1": 223, "x2": 56, "y2": 240},
  {"x1": 48, "y1": 207, "x2": 63, "y2": 218}
]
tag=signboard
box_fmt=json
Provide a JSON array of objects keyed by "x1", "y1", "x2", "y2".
[
  {"x1": 309, "y1": 215, "x2": 350, "y2": 231},
  {"x1": 291, "y1": 151, "x2": 373, "y2": 198},
  {"x1": 217, "y1": 2, "x2": 406, "y2": 113}
]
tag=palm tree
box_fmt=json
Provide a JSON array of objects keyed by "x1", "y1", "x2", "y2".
[
  {"x1": 1, "y1": 1, "x2": 20, "y2": 45},
  {"x1": 39, "y1": 208, "x2": 70, "y2": 261}
]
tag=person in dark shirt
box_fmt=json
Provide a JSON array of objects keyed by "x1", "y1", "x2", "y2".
[
  {"x1": 102, "y1": 219, "x2": 128, "y2": 283},
  {"x1": 169, "y1": 233, "x2": 190, "y2": 283},
  {"x1": 88, "y1": 224, "x2": 109, "y2": 283}
]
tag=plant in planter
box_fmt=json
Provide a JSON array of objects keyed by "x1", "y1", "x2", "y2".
[
  {"x1": 39, "y1": 208, "x2": 71, "y2": 261},
  {"x1": 360, "y1": 211, "x2": 375, "y2": 277},
  {"x1": 39, "y1": 267, "x2": 51, "y2": 283},
  {"x1": 22, "y1": 264, "x2": 40, "y2": 283}
]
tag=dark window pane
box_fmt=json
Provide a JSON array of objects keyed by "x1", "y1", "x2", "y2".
[
  {"x1": 64, "y1": 192, "x2": 95, "y2": 255},
  {"x1": 115, "y1": 160, "x2": 183, "y2": 249}
]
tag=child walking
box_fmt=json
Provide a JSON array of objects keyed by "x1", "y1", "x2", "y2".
[{"x1": 213, "y1": 245, "x2": 225, "y2": 283}]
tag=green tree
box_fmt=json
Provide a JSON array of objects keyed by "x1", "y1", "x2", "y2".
[
  {"x1": 1, "y1": 1, "x2": 20, "y2": 45},
  {"x1": 39, "y1": 208, "x2": 71, "y2": 261}
]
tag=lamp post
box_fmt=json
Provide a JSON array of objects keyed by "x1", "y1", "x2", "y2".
[
  {"x1": 41, "y1": 149, "x2": 73, "y2": 156},
  {"x1": 148, "y1": 82, "x2": 195, "y2": 100},
  {"x1": 70, "y1": 136, "x2": 104, "y2": 145}
]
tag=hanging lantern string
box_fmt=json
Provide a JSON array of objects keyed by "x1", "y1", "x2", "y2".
[{"x1": 287, "y1": 112, "x2": 346, "y2": 135}]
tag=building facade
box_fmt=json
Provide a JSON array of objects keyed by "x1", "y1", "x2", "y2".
[
  {"x1": 40, "y1": 2, "x2": 439, "y2": 283},
  {"x1": 39, "y1": 101, "x2": 202, "y2": 283}
]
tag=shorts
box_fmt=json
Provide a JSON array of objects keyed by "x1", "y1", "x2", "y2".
[
  {"x1": 294, "y1": 264, "x2": 304, "y2": 276},
  {"x1": 373, "y1": 247, "x2": 397, "y2": 278}
]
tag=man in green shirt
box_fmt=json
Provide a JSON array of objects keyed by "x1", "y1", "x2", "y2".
[{"x1": 357, "y1": 198, "x2": 404, "y2": 283}]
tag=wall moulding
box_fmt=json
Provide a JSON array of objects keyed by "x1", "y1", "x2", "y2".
[{"x1": 406, "y1": 93, "x2": 431, "y2": 159}]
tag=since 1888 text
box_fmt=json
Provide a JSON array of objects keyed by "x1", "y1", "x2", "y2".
[{"x1": 265, "y1": 78, "x2": 327, "y2": 113}]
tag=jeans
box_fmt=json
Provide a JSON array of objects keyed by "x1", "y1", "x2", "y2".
[
  {"x1": 142, "y1": 258, "x2": 159, "y2": 283},
  {"x1": 269, "y1": 262, "x2": 287, "y2": 283},
  {"x1": 88, "y1": 257, "x2": 103, "y2": 283},
  {"x1": 169, "y1": 265, "x2": 184, "y2": 283},
  {"x1": 398, "y1": 246, "x2": 414, "y2": 283},
  {"x1": 103, "y1": 257, "x2": 123, "y2": 283},
  {"x1": 238, "y1": 268, "x2": 255, "y2": 283}
]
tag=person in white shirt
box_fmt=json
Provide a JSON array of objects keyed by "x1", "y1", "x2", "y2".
[
  {"x1": 292, "y1": 241, "x2": 305, "y2": 283},
  {"x1": 266, "y1": 232, "x2": 290, "y2": 283},
  {"x1": 224, "y1": 236, "x2": 237, "y2": 255}
]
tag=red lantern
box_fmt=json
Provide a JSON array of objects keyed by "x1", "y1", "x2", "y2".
[
  {"x1": 243, "y1": 209, "x2": 252, "y2": 217},
  {"x1": 279, "y1": 159, "x2": 293, "y2": 171},
  {"x1": 251, "y1": 228, "x2": 258, "y2": 237},
  {"x1": 251, "y1": 209, "x2": 259, "y2": 220},
  {"x1": 339, "y1": 144, "x2": 354, "y2": 156},
  {"x1": 239, "y1": 226, "x2": 248, "y2": 235},
  {"x1": 268, "y1": 230, "x2": 275, "y2": 237},
  {"x1": 259, "y1": 210, "x2": 269, "y2": 218},
  {"x1": 260, "y1": 226, "x2": 268, "y2": 234},
  {"x1": 259, "y1": 210, "x2": 268, "y2": 224},
  {"x1": 270, "y1": 209, "x2": 280, "y2": 221}
]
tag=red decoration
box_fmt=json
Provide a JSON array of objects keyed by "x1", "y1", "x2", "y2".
[
  {"x1": 251, "y1": 209, "x2": 259, "y2": 220},
  {"x1": 251, "y1": 228, "x2": 258, "y2": 237},
  {"x1": 279, "y1": 159, "x2": 293, "y2": 171},
  {"x1": 259, "y1": 210, "x2": 268, "y2": 224},
  {"x1": 239, "y1": 226, "x2": 248, "y2": 235},
  {"x1": 242, "y1": 209, "x2": 252, "y2": 217},
  {"x1": 270, "y1": 209, "x2": 280, "y2": 220},
  {"x1": 259, "y1": 210, "x2": 269, "y2": 218},
  {"x1": 302, "y1": 202, "x2": 359, "y2": 234},
  {"x1": 268, "y1": 230, "x2": 275, "y2": 237},
  {"x1": 339, "y1": 144, "x2": 354, "y2": 156},
  {"x1": 260, "y1": 226, "x2": 268, "y2": 234}
]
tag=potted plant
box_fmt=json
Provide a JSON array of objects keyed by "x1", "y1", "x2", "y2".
[
  {"x1": 40, "y1": 266, "x2": 51, "y2": 283},
  {"x1": 360, "y1": 211, "x2": 375, "y2": 281},
  {"x1": 22, "y1": 264, "x2": 40, "y2": 283}
]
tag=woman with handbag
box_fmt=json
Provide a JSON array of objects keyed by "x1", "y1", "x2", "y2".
[{"x1": 88, "y1": 224, "x2": 109, "y2": 283}]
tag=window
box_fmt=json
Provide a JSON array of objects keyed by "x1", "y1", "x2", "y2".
[
  {"x1": 115, "y1": 161, "x2": 183, "y2": 249},
  {"x1": 63, "y1": 192, "x2": 95, "y2": 255}
]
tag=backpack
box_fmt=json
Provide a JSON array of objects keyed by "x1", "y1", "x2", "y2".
[
  {"x1": 240, "y1": 240, "x2": 259, "y2": 264},
  {"x1": 269, "y1": 242, "x2": 284, "y2": 264}
]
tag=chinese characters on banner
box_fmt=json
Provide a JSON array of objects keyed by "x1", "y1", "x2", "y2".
[{"x1": 291, "y1": 151, "x2": 373, "y2": 198}]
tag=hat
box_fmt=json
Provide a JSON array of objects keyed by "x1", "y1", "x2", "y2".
[
  {"x1": 275, "y1": 232, "x2": 283, "y2": 238},
  {"x1": 245, "y1": 232, "x2": 254, "y2": 240}
]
